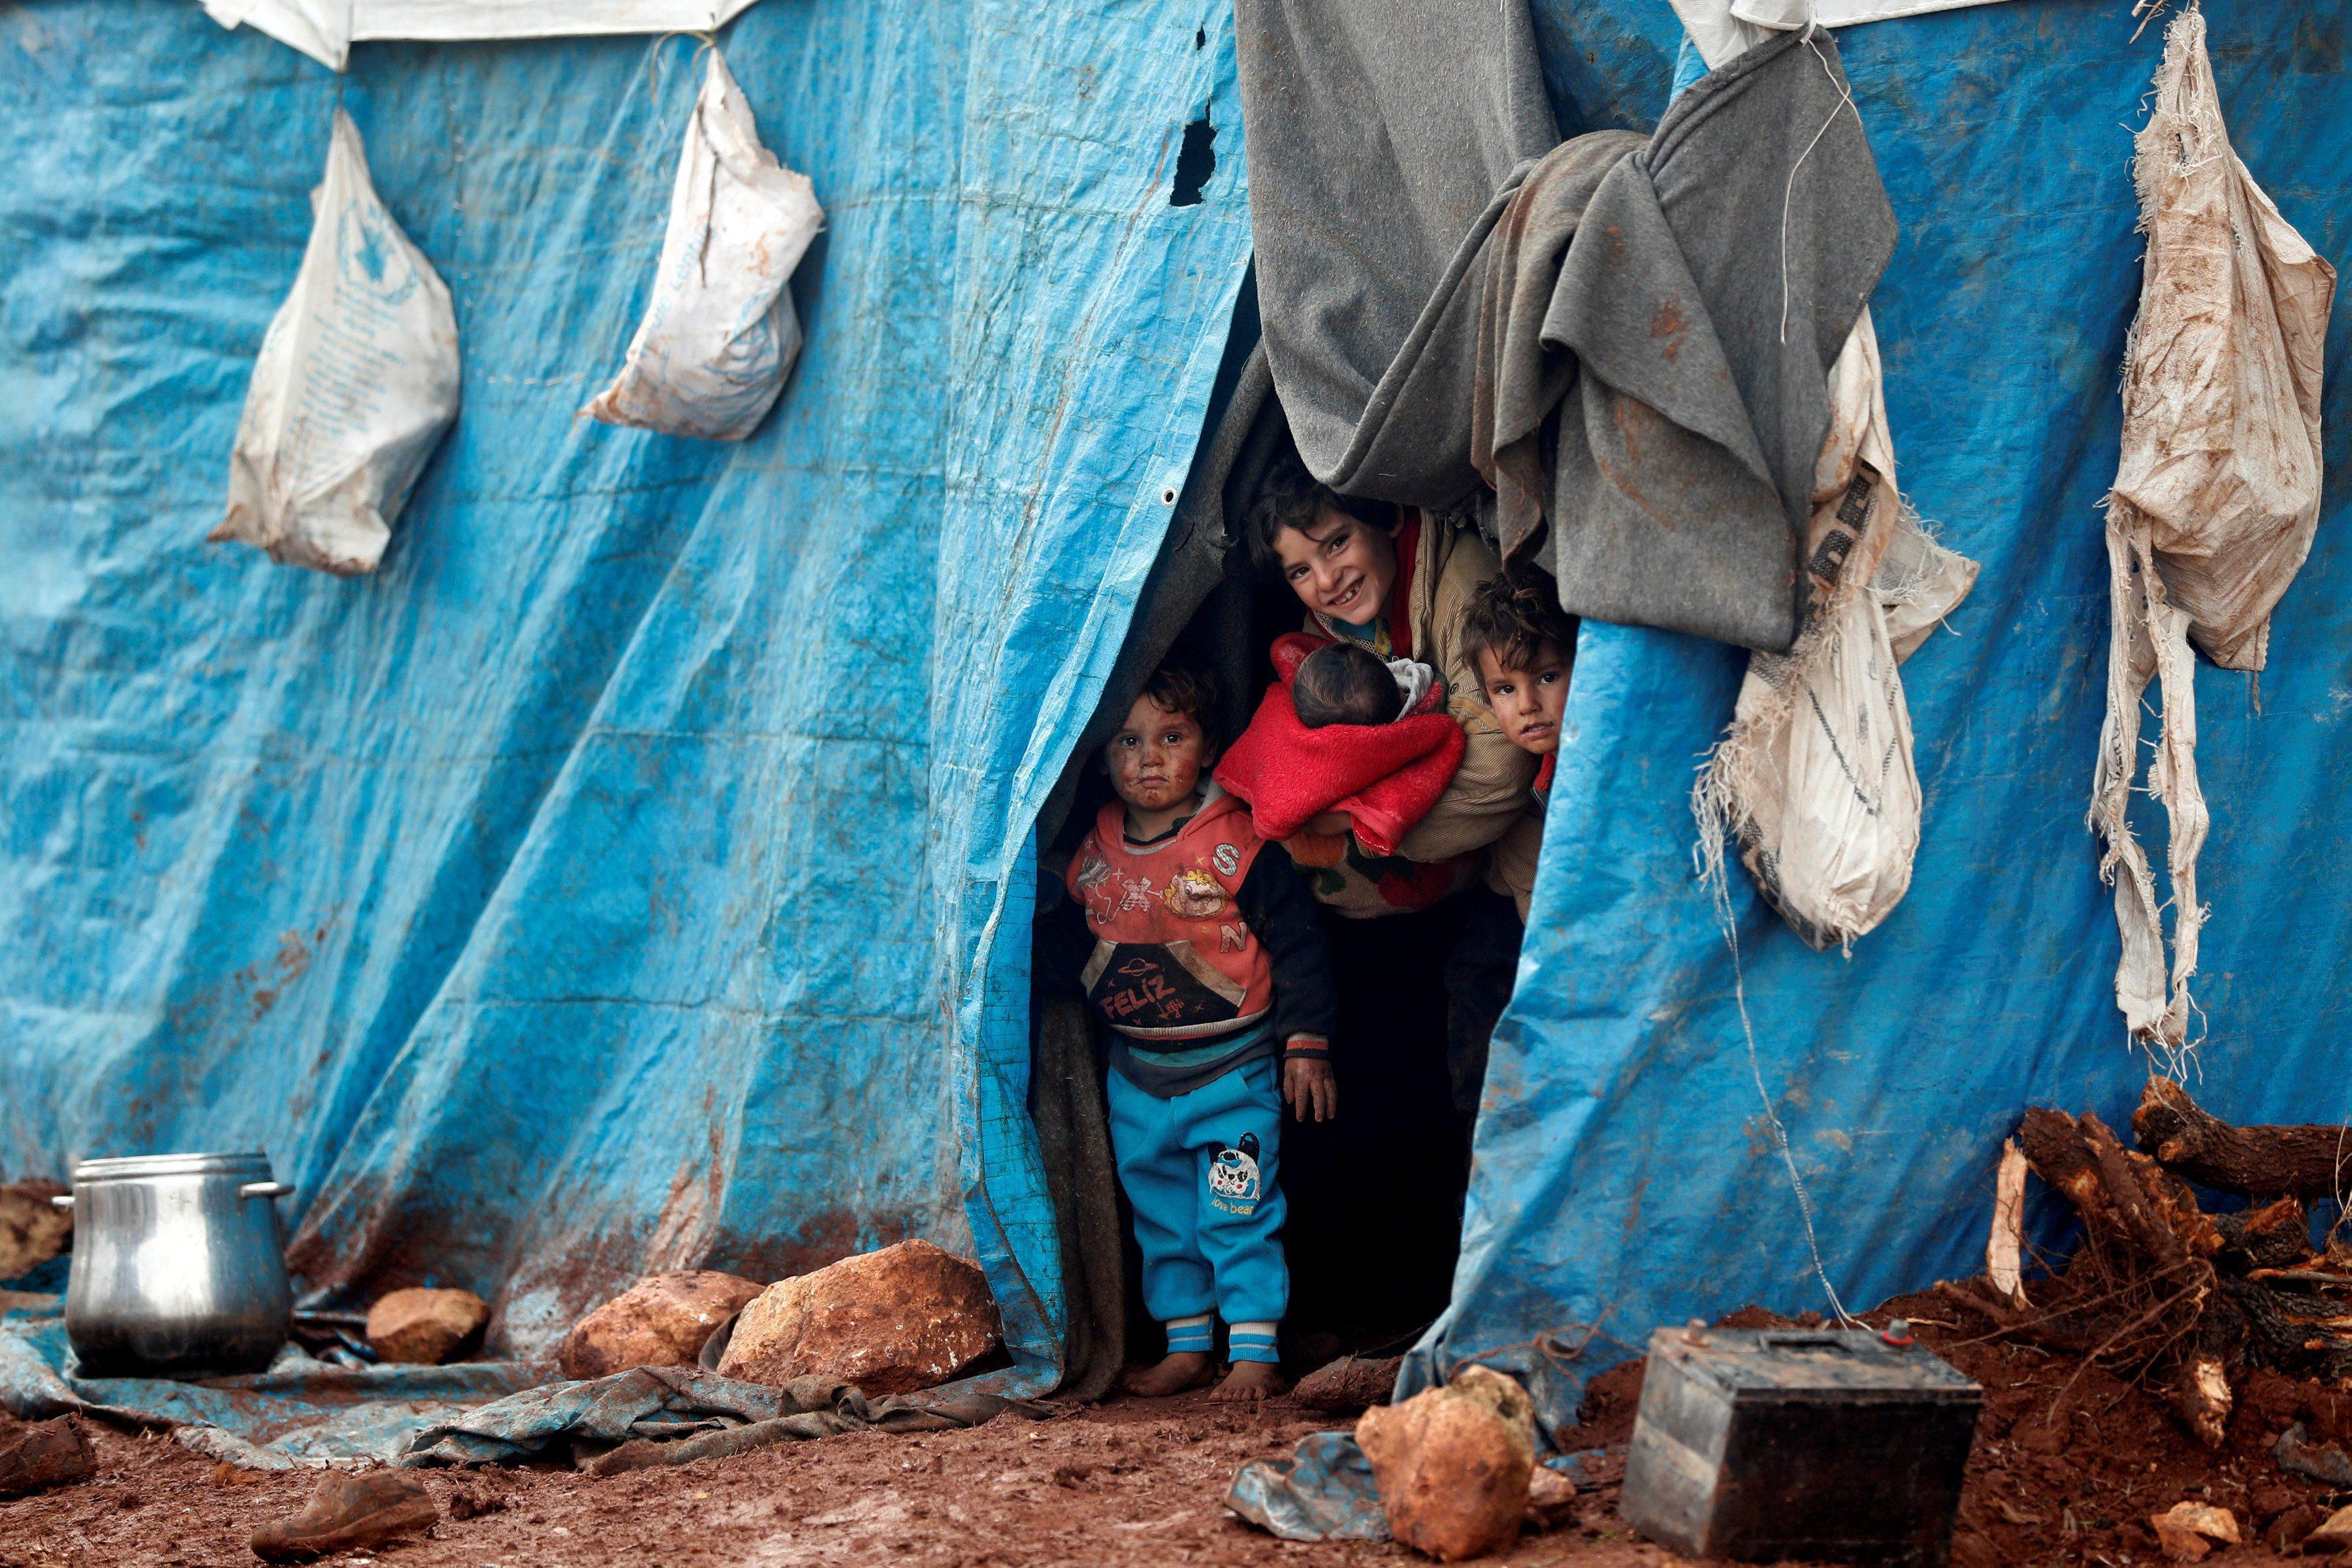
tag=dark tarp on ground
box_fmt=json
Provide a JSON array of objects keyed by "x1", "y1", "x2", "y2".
[
  {"x1": 0, "y1": 1315, "x2": 540, "y2": 1467},
  {"x1": 400, "y1": 1364, "x2": 1047, "y2": 1468}
]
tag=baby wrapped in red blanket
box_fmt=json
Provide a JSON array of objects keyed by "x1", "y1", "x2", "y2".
[{"x1": 1213, "y1": 634, "x2": 1467, "y2": 858}]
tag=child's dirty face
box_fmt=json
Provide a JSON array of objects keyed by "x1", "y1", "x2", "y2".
[
  {"x1": 1103, "y1": 695, "x2": 1213, "y2": 812},
  {"x1": 1273, "y1": 507, "x2": 1397, "y2": 629},
  {"x1": 1476, "y1": 644, "x2": 1570, "y2": 756}
]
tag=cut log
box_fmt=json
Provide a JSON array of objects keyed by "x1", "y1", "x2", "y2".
[
  {"x1": 2019, "y1": 1107, "x2": 2100, "y2": 1207},
  {"x1": 2019, "y1": 1108, "x2": 2220, "y2": 1272},
  {"x1": 2134, "y1": 1076, "x2": 2352, "y2": 1200},
  {"x1": 2082, "y1": 1112, "x2": 2222, "y2": 1270},
  {"x1": 2215, "y1": 1198, "x2": 2312, "y2": 1273}
]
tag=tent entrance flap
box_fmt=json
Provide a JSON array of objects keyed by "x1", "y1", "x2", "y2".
[{"x1": 1035, "y1": 410, "x2": 1490, "y2": 1379}]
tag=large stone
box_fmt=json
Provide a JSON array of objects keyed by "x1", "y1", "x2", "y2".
[
  {"x1": 1355, "y1": 1366, "x2": 1535, "y2": 1562},
  {"x1": 365, "y1": 1287, "x2": 489, "y2": 1365},
  {"x1": 558, "y1": 1270, "x2": 765, "y2": 1380},
  {"x1": 716, "y1": 1239, "x2": 1000, "y2": 1396},
  {"x1": 0, "y1": 1181, "x2": 71, "y2": 1282}
]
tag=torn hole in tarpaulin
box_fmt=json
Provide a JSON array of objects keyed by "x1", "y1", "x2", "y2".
[
  {"x1": 1170, "y1": 117, "x2": 1216, "y2": 207},
  {"x1": 2090, "y1": 5, "x2": 2335, "y2": 1057}
]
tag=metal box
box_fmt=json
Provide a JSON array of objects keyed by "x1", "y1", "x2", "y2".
[{"x1": 1620, "y1": 1325, "x2": 1981, "y2": 1565}]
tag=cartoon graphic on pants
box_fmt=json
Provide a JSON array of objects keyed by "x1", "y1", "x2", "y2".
[{"x1": 1207, "y1": 1132, "x2": 1262, "y2": 1208}]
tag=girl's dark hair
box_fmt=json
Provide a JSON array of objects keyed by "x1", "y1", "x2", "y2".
[
  {"x1": 1459, "y1": 566, "x2": 1577, "y2": 674},
  {"x1": 1137, "y1": 654, "x2": 1222, "y2": 743},
  {"x1": 1245, "y1": 444, "x2": 1392, "y2": 568},
  {"x1": 1292, "y1": 641, "x2": 1398, "y2": 729}
]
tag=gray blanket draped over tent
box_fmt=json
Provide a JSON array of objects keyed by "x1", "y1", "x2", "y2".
[
  {"x1": 1232, "y1": 0, "x2": 1557, "y2": 509},
  {"x1": 1540, "y1": 30, "x2": 1897, "y2": 652},
  {"x1": 1234, "y1": 6, "x2": 1897, "y2": 652}
]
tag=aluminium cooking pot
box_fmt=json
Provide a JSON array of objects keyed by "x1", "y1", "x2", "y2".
[{"x1": 55, "y1": 1152, "x2": 294, "y2": 1376}]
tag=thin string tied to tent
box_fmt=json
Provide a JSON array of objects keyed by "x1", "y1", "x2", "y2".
[
  {"x1": 1778, "y1": 28, "x2": 1861, "y2": 345},
  {"x1": 1702, "y1": 857, "x2": 1865, "y2": 1329}
]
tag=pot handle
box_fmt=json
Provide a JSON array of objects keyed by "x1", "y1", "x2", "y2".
[
  {"x1": 50, "y1": 1194, "x2": 71, "y2": 1210},
  {"x1": 238, "y1": 1182, "x2": 294, "y2": 1201}
]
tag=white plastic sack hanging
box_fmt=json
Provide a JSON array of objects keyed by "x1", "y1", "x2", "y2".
[
  {"x1": 2090, "y1": 7, "x2": 2335, "y2": 1052},
  {"x1": 1695, "y1": 311, "x2": 1978, "y2": 951},
  {"x1": 583, "y1": 53, "x2": 823, "y2": 442},
  {"x1": 212, "y1": 109, "x2": 460, "y2": 576}
]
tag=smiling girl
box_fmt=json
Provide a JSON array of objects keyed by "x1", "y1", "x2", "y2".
[{"x1": 1244, "y1": 455, "x2": 1540, "y2": 917}]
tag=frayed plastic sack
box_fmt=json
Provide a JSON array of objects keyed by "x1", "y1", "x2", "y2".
[
  {"x1": 1695, "y1": 311, "x2": 1978, "y2": 951},
  {"x1": 582, "y1": 52, "x2": 823, "y2": 442},
  {"x1": 2090, "y1": 7, "x2": 2335, "y2": 1052},
  {"x1": 213, "y1": 109, "x2": 460, "y2": 577}
]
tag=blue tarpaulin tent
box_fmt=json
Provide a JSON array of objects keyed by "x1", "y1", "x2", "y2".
[{"x1": 2, "y1": 0, "x2": 2346, "y2": 1438}]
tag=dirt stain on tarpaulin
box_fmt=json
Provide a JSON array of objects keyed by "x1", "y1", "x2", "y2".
[
  {"x1": 114, "y1": 919, "x2": 338, "y2": 1149},
  {"x1": 716, "y1": 1207, "x2": 917, "y2": 1285},
  {"x1": 640, "y1": 1113, "x2": 728, "y2": 1273},
  {"x1": 155, "y1": 921, "x2": 331, "y2": 1040}
]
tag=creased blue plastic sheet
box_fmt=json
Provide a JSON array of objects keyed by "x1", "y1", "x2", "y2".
[
  {"x1": 0, "y1": 1312, "x2": 538, "y2": 1467},
  {"x1": 398, "y1": 1365, "x2": 828, "y2": 1467},
  {"x1": 1408, "y1": 0, "x2": 2352, "y2": 1431},
  {"x1": 1226, "y1": 1430, "x2": 1388, "y2": 1542},
  {"x1": 0, "y1": 0, "x2": 1251, "y2": 1414},
  {"x1": 398, "y1": 1362, "x2": 1045, "y2": 1466}
]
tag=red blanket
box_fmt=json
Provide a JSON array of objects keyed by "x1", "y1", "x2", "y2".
[{"x1": 1214, "y1": 634, "x2": 1466, "y2": 856}]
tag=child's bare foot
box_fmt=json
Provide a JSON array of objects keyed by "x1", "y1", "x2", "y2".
[
  {"x1": 1122, "y1": 1351, "x2": 1216, "y2": 1397},
  {"x1": 1208, "y1": 1360, "x2": 1288, "y2": 1403}
]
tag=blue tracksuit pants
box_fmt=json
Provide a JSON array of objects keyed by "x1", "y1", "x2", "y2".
[{"x1": 1105, "y1": 1053, "x2": 1288, "y2": 1341}]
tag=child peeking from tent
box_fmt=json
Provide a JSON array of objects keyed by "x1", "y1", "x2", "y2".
[
  {"x1": 1061, "y1": 656, "x2": 1337, "y2": 1400},
  {"x1": 1214, "y1": 453, "x2": 1537, "y2": 919},
  {"x1": 1459, "y1": 567, "x2": 1576, "y2": 922}
]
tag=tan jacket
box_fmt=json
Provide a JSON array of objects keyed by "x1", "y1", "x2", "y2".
[
  {"x1": 1308, "y1": 517, "x2": 1539, "y2": 866},
  {"x1": 1484, "y1": 802, "x2": 1545, "y2": 921}
]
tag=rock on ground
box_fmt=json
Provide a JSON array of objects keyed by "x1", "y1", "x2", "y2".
[
  {"x1": 2306, "y1": 1503, "x2": 2352, "y2": 1555},
  {"x1": 251, "y1": 1470, "x2": 440, "y2": 1561},
  {"x1": 2150, "y1": 1499, "x2": 2240, "y2": 1561},
  {"x1": 365, "y1": 1288, "x2": 489, "y2": 1365},
  {"x1": 1355, "y1": 1365, "x2": 1536, "y2": 1561},
  {"x1": 1523, "y1": 1466, "x2": 1579, "y2": 1534},
  {"x1": 1292, "y1": 1355, "x2": 1402, "y2": 1413},
  {"x1": 717, "y1": 1239, "x2": 999, "y2": 1396},
  {"x1": 0, "y1": 1416, "x2": 95, "y2": 1498},
  {"x1": 0, "y1": 1180, "x2": 70, "y2": 1281},
  {"x1": 559, "y1": 1271, "x2": 765, "y2": 1379}
]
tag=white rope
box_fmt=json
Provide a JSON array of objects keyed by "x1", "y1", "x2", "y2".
[
  {"x1": 1705, "y1": 838, "x2": 1863, "y2": 1328},
  {"x1": 1778, "y1": 28, "x2": 1861, "y2": 345}
]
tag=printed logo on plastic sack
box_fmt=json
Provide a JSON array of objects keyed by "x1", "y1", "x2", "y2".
[{"x1": 337, "y1": 201, "x2": 419, "y2": 306}]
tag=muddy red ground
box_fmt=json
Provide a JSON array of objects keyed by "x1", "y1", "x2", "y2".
[
  {"x1": 0, "y1": 1393, "x2": 1669, "y2": 1568},
  {"x1": 3, "y1": 1295, "x2": 2346, "y2": 1567}
]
